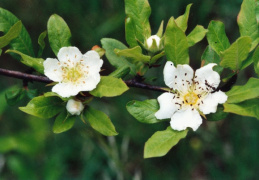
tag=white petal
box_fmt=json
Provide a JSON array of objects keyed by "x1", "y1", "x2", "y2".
[
  {"x1": 52, "y1": 83, "x2": 81, "y2": 98},
  {"x1": 194, "y1": 63, "x2": 220, "y2": 92},
  {"x1": 82, "y1": 51, "x2": 103, "y2": 75},
  {"x1": 77, "y1": 74, "x2": 101, "y2": 92},
  {"x1": 155, "y1": 92, "x2": 178, "y2": 119},
  {"x1": 43, "y1": 58, "x2": 63, "y2": 82},
  {"x1": 170, "y1": 108, "x2": 202, "y2": 131},
  {"x1": 199, "y1": 90, "x2": 228, "y2": 114},
  {"x1": 57, "y1": 46, "x2": 82, "y2": 64},
  {"x1": 66, "y1": 99, "x2": 84, "y2": 115},
  {"x1": 147, "y1": 35, "x2": 161, "y2": 48},
  {"x1": 163, "y1": 61, "x2": 194, "y2": 93}
]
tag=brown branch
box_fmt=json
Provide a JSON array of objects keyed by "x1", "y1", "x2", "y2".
[{"x1": 0, "y1": 68, "x2": 168, "y2": 92}]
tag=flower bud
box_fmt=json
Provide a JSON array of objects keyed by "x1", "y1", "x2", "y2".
[
  {"x1": 66, "y1": 99, "x2": 84, "y2": 115},
  {"x1": 146, "y1": 35, "x2": 161, "y2": 48}
]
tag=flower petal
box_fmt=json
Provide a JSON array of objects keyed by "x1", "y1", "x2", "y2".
[
  {"x1": 57, "y1": 46, "x2": 82, "y2": 64},
  {"x1": 155, "y1": 92, "x2": 178, "y2": 119},
  {"x1": 52, "y1": 83, "x2": 81, "y2": 98},
  {"x1": 170, "y1": 108, "x2": 202, "y2": 131},
  {"x1": 164, "y1": 61, "x2": 194, "y2": 93},
  {"x1": 194, "y1": 63, "x2": 220, "y2": 93},
  {"x1": 43, "y1": 58, "x2": 63, "y2": 82},
  {"x1": 77, "y1": 74, "x2": 101, "y2": 92},
  {"x1": 199, "y1": 90, "x2": 228, "y2": 114},
  {"x1": 83, "y1": 50, "x2": 103, "y2": 74}
]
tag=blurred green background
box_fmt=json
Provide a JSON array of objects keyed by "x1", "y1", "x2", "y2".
[{"x1": 0, "y1": 0, "x2": 259, "y2": 179}]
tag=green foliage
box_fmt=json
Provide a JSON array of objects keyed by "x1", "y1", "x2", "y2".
[
  {"x1": 187, "y1": 25, "x2": 207, "y2": 47},
  {"x1": 201, "y1": 46, "x2": 223, "y2": 74},
  {"x1": 83, "y1": 106, "x2": 118, "y2": 136},
  {"x1": 253, "y1": 46, "x2": 259, "y2": 76},
  {"x1": 156, "y1": 21, "x2": 164, "y2": 38},
  {"x1": 207, "y1": 20, "x2": 230, "y2": 55},
  {"x1": 0, "y1": 21, "x2": 22, "y2": 49},
  {"x1": 126, "y1": 99, "x2": 160, "y2": 124},
  {"x1": 19, "y1": 96, "x2": 64, "y2": 119},
  {"x1": 5, "y1": 87, "x2": 26, "y2": 106},
  {"x1": 90, "y1": 76, "x2": 129, "y2": 98},
  {"x1": 206, "y1": 106, "x2": 228, "y2": 121},
  {"x1": 109, "y1": 66, "x2": 131, "y2": 79},
  {"x1": 175, "y1": 4, "x2": 192, "y2": 32},
  {"x1": 37, "y1": 31, "x2": 47, "y2": 57},
  {"x1": 47, "y1": 14, "x2": 71, "y2": 55},
  {"x1": 53, "y1": 111, "x2": 76, "y2": 134},
  {"x1": 164, "y1": 17, "x2": 189, "y2": 65},
  {"x1": 144, "y1": 127, "x2": 188, "y2": 158},
  {"x1": 6, "y1": 49, "x2": 44, "y2": 74},
  {"x1": 220, "y1": 36, "x2": 252, "y2": 71}
]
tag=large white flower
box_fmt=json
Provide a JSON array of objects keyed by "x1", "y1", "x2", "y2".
[
  {"x1": 44, "y1": 47, "x2": 103, "y2": 98},
  {"x1": 155, "y1": 61, "x2": 228, "y2": 131}
]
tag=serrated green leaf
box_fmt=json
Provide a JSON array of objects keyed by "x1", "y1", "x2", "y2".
[
  {"x1": 0, "y1": 8, "x2": 34, "y2": 57},
  {"x1": 115, "y1": 46, "x2": 151, "y2": 64},
  {"x1": 90, "y1": 76, "x2": 129, "y2": 97},
  {"x1": 101, "y1": 38, "x2": 136, "y2": 75},
  {"x1": 53, "y1": 111, "x2": 76, "y2": 134},
  {"x1": 144, "y1": 127, "x2": 188, "y2": 158},
  {"x1": 164, "y1": 17, "x2": 189, "y2": 65},
  {"x1": 5, "y1": 87, "x2": 26, "y2": 106},
  {"x1": 37, "y1": 31, "x2": 47, "y2": 57},
  {"x1": 19, "y1": 96, "x2": 64, "y2": 119},
  {"x1": 47, "y1": 14, "x2": 71, "y2": 55},
  {"x1": 253, "y1": 46, "x2": 259, "y2": 76},
  {"x1": 207, "y1": 20, "x2": 230, "y2": 55},
  {"x1": 220, "y1": 36, "x2": 252, "y2": 70},
  {"x1": 226, "y1": 78, "x2": 259, "y2": 103},
  {"x1": 109, "y1": 66, "x2": 130, "y2": 79},
  {"x1": 237, "y1": 0, "x2": 259, "y2": 47},
  {"x1": 175, "y1": 4, "x2": 192, "y2": 32},
  {"x1": 6, "y1": 49, "x2": 44, "y2": 74},
  {"x1": 187, "y1": 25, "x2": 207, "y2": 47},
  {"x1": 0, "y1": 21, "x2": 22, "y2": 49},
  {"x1": 224, "y1": 99, "x2": 259, "y2": 120},
  {"x1": 206, "y1": 105, "x2": 228, "y2": 121},
  {"x1": 156, "y1": 21, "x2": 164, "y2": 38},
  {"x1": 201, "y1": 46, "x2": 223, "y2": 74},
  {"x1": 126, "y1": 99, "x2": 160, "y2": 124},
  {"x1": 83, "y1": 106, "x2": 118, "y2": 136}
]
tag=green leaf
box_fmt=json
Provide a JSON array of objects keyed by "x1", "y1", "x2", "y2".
[
  {"x1": 125, "y1": 17, "x2": 138, "y2": 47},
  {"x1": 90, "y1": 76, "x2": 129, "y2": 97},
  {"x1": 156, "y1": 21, "x2": 164, "y2": 38},
  {"x1": 125, "y1": 0, "x2": 151, "y2": 44},
  {"x1": 253, "y1": 46, "x2": 259, "y2": 76},
  {"x1": 83, "y1": 106, "x2": 118, "y2": 136},
  {"x1": 53, "y1": 111, "x2": 76, "y2": 134},
  {"x1": 126, "y1": 99, "x2": 160, "y2": 124},
  {"x1": 206, "y1": 105, "x2": 228, "y2": 121},
  {"x1": 144, "y1": 127, "x2": 188, "y2": 158},
  {"x1": 101, "y1": 38, "x2": 136, "y2": 75},
  {"x1": 256, "y1": 1, "x2": 259, "y2": 22},
  {"x1": 44, "y1": 92, "x2": 69, "y2": 101},
  {"x1": 164, "y1": 17, "x2": 189, "y2": 65},
  {"x1": 150, "y1": 51, "x2": 165, "y2": 65},
  {"x1": 226, "y1": 78, "x2": 259, "y2": 103},
  {"x1": 5, "y1": 87, "x2": 26, "y2": 106},
  {"x1": 47, "y1": 14, "x2": 71, "y2": 56},
  {"x1": 6, "y1": 49, "x2": 44, "y2": 74},
  {"x1": 0, "y1": 21, "x2": 22, "y2": 49},
  {"x1": 19, "y1": 96, "x2": 63, "y2": 119},
  {"x1": 224, "y1": 99, "x2": 259, "y2": 120},
  {"x1": 207, "y1": 20, "x2": 230, "y2": 55},
  {"x1": 0, "y1": 8, "x2": 34, "y2": 56},
  {"x1": 237, "y1": 0, "x2": 259, "y2": 47},
  {"x1": 175, "y1": 4, "x2": 192, "y2": 32},
  {"x1": 37, "y1": 31, "x2": 47, "y2": 57},
  {"x1": 109, "y1": 66, "x2": 130, "y2": 79},
  {"x1": 220, "y1": 36, "x2": 252, "y2": 70},
  {"x1": 187, "y1": 25, "x2": 207, "y2": 47},
  {"x1": 114, "y1": 46, "x2": 151, "y2": 64},
  {"x1": 201, "y1": 46, "x2": 223, "y2": 74}
]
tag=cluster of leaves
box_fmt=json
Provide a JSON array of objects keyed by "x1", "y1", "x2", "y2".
[{"x1": 0, "y1": 0, "x2": 259, "y2": 159}]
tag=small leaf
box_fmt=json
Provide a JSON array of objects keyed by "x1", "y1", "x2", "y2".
[
  {"x1": 109, "y1": 66, "x2": 130, "y2": 79},
  {"x1": 220, "y1": 36, "x2": 252, "y2": 70},
  {"x1": 83, "y1": 106, "x2": 118, "y2": 136},
  {"x1": 6, "y1": 49, "x2": 44, "y2": 74},
  {"x1": 252, "y1": 46, "x2": 259, "y2": 76},
  {"x1": 187, "y1": 25, "x2": 208, "y2": 47},
  {"x1": 226, "y1": 78, "x2": 259, "y2": 103},
  {"x1": 53, "y1": 111, "x2": 76, "y2": 134},
  {"x1": 144, "y1": 127, "x2": 188, "y2": 158},
  {"x1": 156, "y1": 21, "x2": 164, "y2": 38},
  {"x1": 90, "y1": 76, "x2": 129, "y2": 97},
  {"x1": 47, "y1": 14, "x2": 71, "y2": 55},
  {"x1": 175, "y1": 4, "x2": 192, "y2": 32},
  {"x1": 115, "y1": 46, "x2": 151, "y2": 64},
  {"x1": 0, "y1": 21, "x2": 22, "y2": 49},
  {"x1": 150, "y1": 51, "x2": 165, "y2": 65},
  {"x1": 44, "y1": 92, "x2": 69, "y2": 101},
  {"x1": 19, "y1": 96, "x2": 63, "y2": 119},
  {"x1": 207, "y1": 20, "x2": 230, "y2": 55},
  {"x1": 125, "y1": 17, "x2": 138, "y2": 47},
  {"x1": 5, "y1": 87, "x2": 26, "y2": 106},
  {"x1": 201, "y1": 46, "x2": 223, "y2": 74},
  {"x1": 126, "y1": 99, "x2": 160, "y2": 124},
  {"x1": 224, "y1": 99, "x2": 259, "y2": 120},
  {"x1": 164, "y1": 17, "x2": 189, "y2": 65},
  {"x1": 37, "y1": 31, "x2": 47, "y2": 57}
]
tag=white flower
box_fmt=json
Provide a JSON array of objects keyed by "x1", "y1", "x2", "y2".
[
  {"x1": 44, "y1": 47, "x2": 103, "y2": 98},
  {"x1": 155, "y1": 61, "x2": 228, "y2": 131},
  {"x1": 146, "y1": 35, "x2": 161, "y2": 48},
  {"x1": 66, "y1": 99, "x2": 84, "y2": 115}
]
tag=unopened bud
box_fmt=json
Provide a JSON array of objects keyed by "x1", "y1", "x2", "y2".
[{"x1": 66, "y1": 99, "x2": 84, "y2": 115}]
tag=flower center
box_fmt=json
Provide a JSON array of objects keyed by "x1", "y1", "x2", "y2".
[
  {"x1": 62, "y1": 62, "x2": 87, "y2": 83},
  {"x1": 184, "y1": 92, "x2": 199, "y2": 105}
]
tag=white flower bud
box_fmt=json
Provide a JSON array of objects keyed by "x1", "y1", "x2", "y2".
[
  {"x1": 66, "y1": 99, "x2": 84, "y2": 115},
  {"x1": 146, "y1": 35, "x2": 161, "y2": 48}
]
